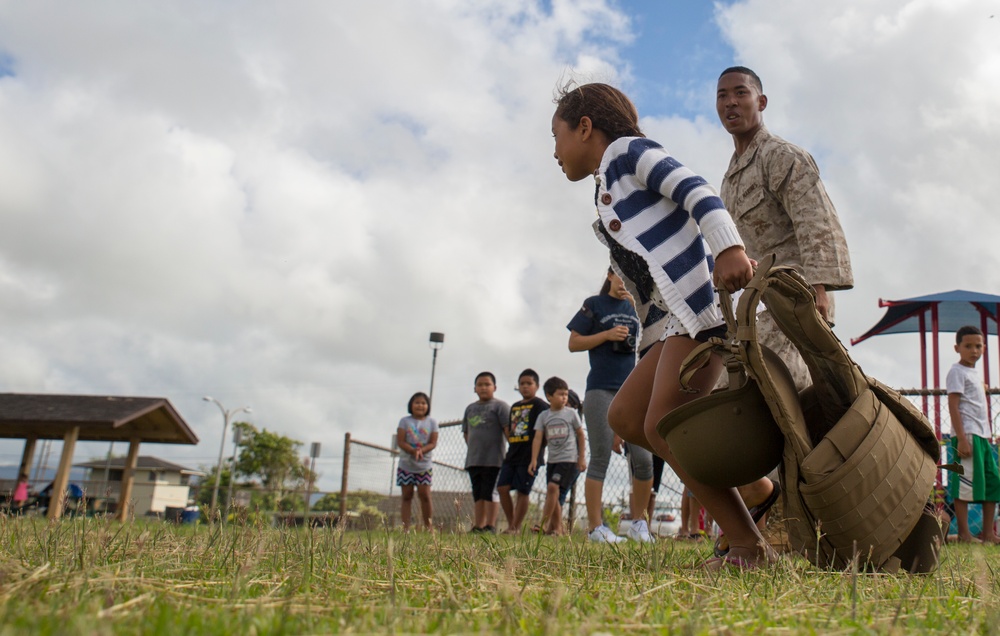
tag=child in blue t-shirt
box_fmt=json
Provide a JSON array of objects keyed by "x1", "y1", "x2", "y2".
[{"x1": 567, "y1": 268, "x2": 656, "y2": 543}]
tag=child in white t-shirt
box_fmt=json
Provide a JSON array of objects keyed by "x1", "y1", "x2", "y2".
[{"x1": 947, "y1": 325, "x2": 1000, "y2": 543}]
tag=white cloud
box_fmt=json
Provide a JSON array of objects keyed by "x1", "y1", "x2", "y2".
[
  {"x1": 1, "y1": 0, "x2": 996, "y2": 488},
  {"x1": 714, "y1": 0, "x2": 1000, "y2": 388},
  {"x1": 0, "y1": 0, "x2": 633, "y2": 486}
]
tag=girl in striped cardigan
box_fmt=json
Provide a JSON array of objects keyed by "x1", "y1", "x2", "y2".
[{"x1": 551, "y1": 82, "x2": 773, "y2": 569}]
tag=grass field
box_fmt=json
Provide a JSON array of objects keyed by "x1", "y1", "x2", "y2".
[{"x1": 0, "y1": 516, "x2": 998, "y2": 634}]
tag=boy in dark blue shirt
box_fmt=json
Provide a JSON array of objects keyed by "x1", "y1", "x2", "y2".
[{"x1": 498, "y1": 368, "x2": 548, "y2": 533}]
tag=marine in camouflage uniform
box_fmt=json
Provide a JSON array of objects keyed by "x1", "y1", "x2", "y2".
[
  {"x1": 717, "y1": 68, "x2": 853, "y2": 391},
  {"x1": 715, "y1": 66, "x2": 853, "y2": 553}
]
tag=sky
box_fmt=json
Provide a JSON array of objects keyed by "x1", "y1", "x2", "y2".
[{"x1": 1, "y1": 0, "x2": 998, "y2": 491}]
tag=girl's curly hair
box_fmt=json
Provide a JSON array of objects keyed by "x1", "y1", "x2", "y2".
[{"x1": 554, "y1": 81, "x2": 643, "y2": 141}]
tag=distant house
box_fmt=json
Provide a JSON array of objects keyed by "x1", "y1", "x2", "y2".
[{"x1": 74, "y1": 456, "x2": 205, "y2": 517}]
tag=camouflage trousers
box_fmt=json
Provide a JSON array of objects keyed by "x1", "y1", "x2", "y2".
[
  {"x1": 714, "y1": 308, "x2": 812, "y2": 391},
  {"x1": 757, "y1": 309, "x2": 811, "y2": 391},
  {"x1": 758, "y1": 308, "x2": 809, "y2": 553}
]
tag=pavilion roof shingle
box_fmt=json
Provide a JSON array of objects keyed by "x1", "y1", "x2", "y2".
[
  {"x1": 74, "y1": 455, "x2": 204, "y2": 475},
  {"x1": 0, "y1": 394, "x2": 198, "y2": 444}
]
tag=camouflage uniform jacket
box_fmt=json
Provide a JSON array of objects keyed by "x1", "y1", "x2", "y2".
[{"x1": 720, "y1": 125, "x2": 853, "y2": 292}]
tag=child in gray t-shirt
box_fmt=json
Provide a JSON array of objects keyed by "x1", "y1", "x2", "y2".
[
  {"x1": 529, "y1": 377, "x2": 586, "y2": 535},
  {"x1": 462, "y1": 371, "x2": 510, "y2": 533}
]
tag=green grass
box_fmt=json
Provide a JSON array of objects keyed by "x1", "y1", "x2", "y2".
[{"x1": 0, "y1": 516, "x2": 998, "y2": 634}]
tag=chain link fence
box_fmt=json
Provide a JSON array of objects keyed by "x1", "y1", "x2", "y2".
[
  {"x1": 11, "y1": 389, "x2": 994, "y2": 530},
  {"x1": 335, "y1": 389, "x2": 1000, "y2": 534},
  {"x1": 338, "y1": 418, "x2": 687, "y2": 533}
]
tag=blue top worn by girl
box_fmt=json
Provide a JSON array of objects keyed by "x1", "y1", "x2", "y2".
[
  {"x1": 594, "y1": 137, "x2": 744, "y2": 338},
  {"x1": 566, "y1": 293, "x2": 639, "y2": 392}
]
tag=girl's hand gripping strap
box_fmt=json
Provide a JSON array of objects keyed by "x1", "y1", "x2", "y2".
[
  {"x1": 677, "y1": 338, "x2": 734, "y2": 394},
  {"x1": 676, "y1": 264, "x2": 753, "y2": 394}
]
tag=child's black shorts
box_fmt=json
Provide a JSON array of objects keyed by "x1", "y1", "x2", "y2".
[
  {"x1": 468, "y1": 465, "x2": 500, "y2": 502},
  {"x1": 546, "y1": 462, "x2": 580, "y2": 505},
  {"x1": 497, "y1": 460, "x2": 537, "y2": 495}
]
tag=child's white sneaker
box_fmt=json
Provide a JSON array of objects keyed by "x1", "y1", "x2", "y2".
[
  {"x1": 626, "y1": 519, "x2": 655, "y2": 543},
  {"x1": 588, "y1": 524, "x2": 626, "y2": 544}
]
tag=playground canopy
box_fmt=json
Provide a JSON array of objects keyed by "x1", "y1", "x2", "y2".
[
  {"x1": 852, "y1": 289, "x2": 1000, "y2": 436},
  {"x1": 852, "y1": 290, "x2": 1000, "y2": 344}
]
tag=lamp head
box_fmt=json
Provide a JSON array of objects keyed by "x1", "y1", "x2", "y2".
[{"x1": 429, "y1": 332, "x2": 445, "y2": 350}]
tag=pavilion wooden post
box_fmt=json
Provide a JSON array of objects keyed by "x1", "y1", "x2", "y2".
[
  {"x1": 17, "y1": 436, "x2": 37, "y2": 486},
  {"x1": 114, "y1": 438, "x2": 142, "y2": 521},
  {"x1": 46, "y1": 426, "x2": 80, "y2": 520},
  {"x1": 12, "y1": 437, "x2": 38, "y2": 508}
]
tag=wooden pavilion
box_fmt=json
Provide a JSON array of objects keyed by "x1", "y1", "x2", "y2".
[{"x1": 0, "y1": 393, "x2": 198, "y2": 520}]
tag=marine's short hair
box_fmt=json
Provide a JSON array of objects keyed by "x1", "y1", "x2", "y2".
[
  {"x1": 956, "y1": 325, "x2": 983, "y2": 345},
  {"x1": 543, "y1": 376, "x2": 569, "y2": 397},
  {"x1": 719, "y1": 66, "x2": 763, "y2": 92}
]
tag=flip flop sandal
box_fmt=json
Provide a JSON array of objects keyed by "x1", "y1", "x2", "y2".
[
  {"x1": 713, "y1": 536, "x2": 727, "y2": 557},
  {"x1": 701, "y1": 554, "x2": 760, "y2": 571},
  {"x1": 713, "y1": 479, "x2": 781, "y2": 557}
]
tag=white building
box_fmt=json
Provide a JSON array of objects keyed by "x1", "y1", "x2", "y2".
[{"x1": 75, "y1": 456, "x2": 205, "y2": 517}]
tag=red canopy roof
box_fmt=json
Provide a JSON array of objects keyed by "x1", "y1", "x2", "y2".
[{"x1": 852, "y1": 289, "x2": 1000, "y2": 346}]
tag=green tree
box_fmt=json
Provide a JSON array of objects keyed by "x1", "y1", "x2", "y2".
[
  {"x1": 312, "y1": 490, "x2": 386, "y2": 512},
  {"x1": 193, "y1": 466, "x2": 232, "y2": 508},
  {"x1": 311, "y1": 492, "x2": 339, "y2": 512},
  {"x1": 232, "y1": 422, "x2": 315, "y2": 503}
]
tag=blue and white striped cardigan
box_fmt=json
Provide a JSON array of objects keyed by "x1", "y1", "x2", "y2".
[{"x1": 596, "y1": 137, "x2": 744, "y2": 337}]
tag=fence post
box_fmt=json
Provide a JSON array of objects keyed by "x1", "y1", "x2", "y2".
[
  {"x1": 567, "y1": 481, "x2": 576, "y2": 533},
  {"x1": 339, "y1": 432, "x2": 351, "y2": 522}
]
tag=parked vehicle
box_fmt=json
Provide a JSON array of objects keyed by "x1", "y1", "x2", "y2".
[{"x1": 618, "y1": 512, "x2": 681, "y2": 538}]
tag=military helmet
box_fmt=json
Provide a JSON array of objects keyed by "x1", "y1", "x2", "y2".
[{"x1": 656, "y1": 372, "x2": 783, "y2": 489}]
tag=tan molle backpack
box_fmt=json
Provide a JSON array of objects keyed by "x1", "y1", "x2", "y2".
[{"x1": 658, "y1": 256, "x2": 947, "y2": 572}]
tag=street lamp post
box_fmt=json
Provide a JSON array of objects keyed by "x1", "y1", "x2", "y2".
[
  {"x1": 203, "y1": 396, "x2": 252, "y2": 521},
  {"x1": 226, "y1": 425, "x2": 243, "y2": 512},
  {"x1": 428, "y1": 332, "x2": 445, "y2": 405}
]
